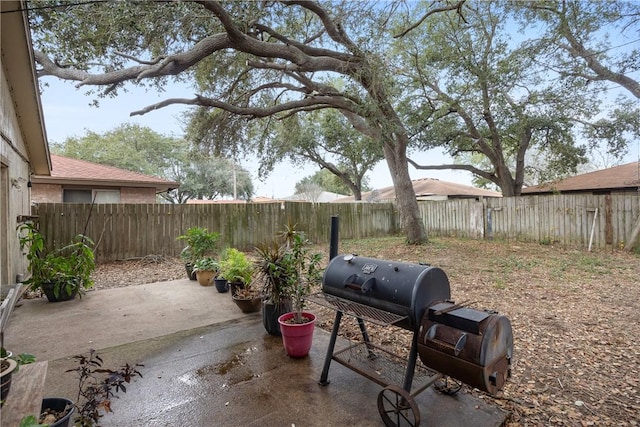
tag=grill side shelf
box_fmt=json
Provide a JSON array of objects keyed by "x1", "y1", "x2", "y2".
[{"x1": 306, "y1": 292, "x2": 408, "y2": 327}]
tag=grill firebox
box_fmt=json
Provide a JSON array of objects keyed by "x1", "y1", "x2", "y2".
[{"x1": 313, "y1": 218, "x2": 513, "y2": 427}]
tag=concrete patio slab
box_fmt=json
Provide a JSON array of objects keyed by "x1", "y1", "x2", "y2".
[{"x1": 3, "y1": 280, "x2": 509, "y2": 426}]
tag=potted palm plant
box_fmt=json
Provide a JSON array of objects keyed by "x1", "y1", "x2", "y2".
[
  {"x1": 176, "y1": 227, "x2": 220, "y2": 280},
  {"x1": 219, "y1": 248, "x2": 260, "y2": 313},
  {"x1": 276, "y1": 232, "x2": 322, "y2": 357},
  {"x1": 18, "y1": 223, "x2": 95, "y2": 302},
  {"x1": 254, "y1": 240, "x2": 292, "y2": 336}
]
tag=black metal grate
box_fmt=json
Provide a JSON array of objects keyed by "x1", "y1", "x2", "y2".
[
  {"x1": 332, "y1": 341, "x2": 441, "y2": 394},
  {"x1": 306, "y1": 292, "x2": 407, "y2": 327}
]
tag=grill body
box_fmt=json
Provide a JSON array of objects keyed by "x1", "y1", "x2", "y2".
[
  {"x1": 418, "y1": 302, "x2": 513, "y2": 395},
  {"x1": 322, "y1": 254, "x2": 451, "y2": 330},
  {"x1": 316, "y1": 249, "x2": 513, "y2": 425}
]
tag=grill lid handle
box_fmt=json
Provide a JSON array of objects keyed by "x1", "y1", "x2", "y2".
[{"x1": 343, "y1": 274, "x2": 375, "y2": 293}]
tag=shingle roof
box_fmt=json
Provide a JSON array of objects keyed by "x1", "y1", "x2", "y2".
[
  {"x1": 33, "y1": 155, "x2": 179, "y2": 191},
  {"x1": 522, "y1": 161, "x2": 640, "y2": 194},
  {"x1": 336, "y1": 178, "x2": 502, "y2": 202}
]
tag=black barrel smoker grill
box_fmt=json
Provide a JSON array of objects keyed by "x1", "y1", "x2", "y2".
[{"x1": 308, "y1": 250, "x2": 514, "y2": 427}]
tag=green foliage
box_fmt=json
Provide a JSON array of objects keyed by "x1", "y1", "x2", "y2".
[
  {"x1": 173, "y1": 157, "x2": 254, "y2": 202},
  {"x1": 295, "y1": 169, "x2": 370, "y2": 197},
  {"x1": 18, "y1": 223, "x2": 95, "y2": 299},
  {"x1": 192, "y1": 257, "x2": 219, "y2": 273},
  {"x1": 393, "y1": 0, "x2": 637, "y2": 194},
  {"x1": 1, "y1": 347, "x2": 36, "y2": 373},
  {"x1": 19, "y1": 415, "x2": 47, "y2": 427},
  {"x1": 265, "y1": 110, "x2": 382, "y2": 200},
  {"x1": 176, "y1": 227, "x2": 220, "y2": 264},
  {"x1": 51, "y1": 124, "x2": 188, "y2": 179},
  {"x1": 219, "y1": 248, "x2": 253, "y2": 285},
  {"x1": 255, "y1": 223, "x2": 322, "y2": 323}
]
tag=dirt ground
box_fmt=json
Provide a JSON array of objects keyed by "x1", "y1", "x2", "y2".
[{"x1": 90, "y1": 236, "x2": 640, "y2": 426}]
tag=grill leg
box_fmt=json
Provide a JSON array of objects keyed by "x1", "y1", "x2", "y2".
[
  {"x1": 356, "y1": 317, "x2": 376, "y2": 358},
  {"x1": 319, "y1": 310, "x2": 343, "y2": 386},
  {"x1": 402, "y1": 330, "x2": 419, "y2": 393}
]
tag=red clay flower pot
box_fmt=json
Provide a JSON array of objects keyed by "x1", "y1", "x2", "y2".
[{"x1": 277, "y1": 312, "x2": 316, "y2": 358}]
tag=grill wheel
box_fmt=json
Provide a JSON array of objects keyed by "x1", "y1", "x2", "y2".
[{"x1": 377, "y1": 385, "x2": 420, "y2": 427}]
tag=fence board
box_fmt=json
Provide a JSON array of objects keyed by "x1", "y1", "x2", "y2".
[{"x1": 32, "y1": 194, "x2": 640, "y2": 262}]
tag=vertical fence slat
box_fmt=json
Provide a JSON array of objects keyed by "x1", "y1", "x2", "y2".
[{"x1": 34, "y1": 194, "x2": 640, "y2": 262}]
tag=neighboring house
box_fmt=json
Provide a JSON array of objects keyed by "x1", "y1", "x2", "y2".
[
  {"x1": 31, "y1": 155, "x2": 179, "y2": 203},
  {"x1": 335, "y1": 178, "x2": 502, "y2": 202},
  {"x1": 522, "y1": 161, "x2": 640, "y2": 195},
  {"x1": 1, "y1": 0, "x2": 51, "y2": 288},
  {"x1": 284, "y1": 191, "x2": 347, "y2": 202}
]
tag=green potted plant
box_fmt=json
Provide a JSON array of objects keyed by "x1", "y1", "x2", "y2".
[
  {"x1": 276, "y1": 232, "x2": 322, "y2": 357},
  {"x1": 18, "y1": 223, "x2": 95, "y2": 302},
  {"x1": 176, "y1": 227, "x2": 220, "y2": 280},
  {"x1": 1, "y1": 348, "x2": 36, "y2": 406},
  {"x1": 192, "y1": 257, "x2": 219, "y2": 287},
  {"x1": 254, "y1": 222, "x2": 305, "y2": 336},
  {"x1": 219, "y1": 248, "x2": 260, "y2": 313}
]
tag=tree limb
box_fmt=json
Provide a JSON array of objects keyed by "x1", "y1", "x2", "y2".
[
  {"x1": 129, "y1": 94, "x2": 354, "y2": 119},
  {"x1": 407, "y1": 158, "x2": 496, "y2": 182},
  {"x1": 394, "y1": 1, "x2": 466, "y2": 38}
]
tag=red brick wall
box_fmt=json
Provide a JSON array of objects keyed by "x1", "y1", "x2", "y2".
[
  {"x1": 121, "y1": 187, "x2": 157, "y2": 203},
  {"x1": 31, "y1": 184, "x2": 158, "y2": 203},
  {"x1": 31, "y1": 183, "x2": 62, "y2": 203}
]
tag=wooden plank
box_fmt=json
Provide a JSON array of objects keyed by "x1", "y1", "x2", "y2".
[
  {"x1": 624, "y1": 214, "x2": 640, "y2": 251},
  {"x1": 0, "y1": 361, "x2": 48, "y2": 427}
]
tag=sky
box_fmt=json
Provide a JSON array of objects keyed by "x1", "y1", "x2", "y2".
[
  {"x1": 39, "y1": 78, "x2": 479, "y2": 198},
  {"x1": 39, "y1": 76, "x2": 640, "y2": 199}
]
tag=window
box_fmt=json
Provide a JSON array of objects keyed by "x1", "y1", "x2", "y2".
[
  {"x1": 63, "y1": 189, "x2": 120, "y2": 203},
  {"x1": 63, "y1": 189, "x2": 91, "y2": 202}
]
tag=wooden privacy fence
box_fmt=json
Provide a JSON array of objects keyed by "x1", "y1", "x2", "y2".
[
  {"x1": 32, "y1": 202, "x2": 398, "y2": 262},
  {"x1": 418, "y1": 193, "x2": 640, "y2": 249},
  {"x1": 32, "y1": 194, "x2": 640, "y2": 263}
]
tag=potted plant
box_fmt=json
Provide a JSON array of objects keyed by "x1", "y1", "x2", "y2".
[
  {"x1": 192, "y1": 257, "x2": 219, "y2": 287},
  {"x1": 18, "y1": 223, "x2": 95, "y2": 302},
  {"x1": 29, "y1": 349, "x2": 143, "y2": 427},
  {"x1": 254, "y1": 221, "x2": 305, "y2": 336},
  {"x1": 219, "y1": 248, "x2": 260, "y2": 313},
  {"x1": 176, "y1": 227, "x2": 221, "y2": 280},
  {"x1": 276, "y1": 232, "x2": 322, "y2": 357},
  {"x1": 1, "y1": 348, "x2": 36, "y2": 406},
  {"x1": 1, "y1": 355, "x2": 18, "y2": 405}
]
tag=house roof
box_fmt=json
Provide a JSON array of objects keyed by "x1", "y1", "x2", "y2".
[
  {"x1": 522, "y1": 161, "x2": 640, "y2": 194},
  {"x1": 31, "y1": 155, "x2": 179, "y2": 192},
  {"x1": 336, "y1": 178, "x2": 502, "y2": 202},
  {"x1": 1, "y1": 0, "x2": 50, "y2": 175},
  {"x1": 283, "y1": 191, "x2": 348, "y2": 202}
]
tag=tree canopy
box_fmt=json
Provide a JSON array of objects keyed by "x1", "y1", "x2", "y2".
[
  {"x1": 29, "y1": 0, "x2": 639, "y2": 241},
  {"x1": 51, "y1": 124, "x2": 253, "y2": 203},
  {"x1": 263, "y1": 109, "x2": 381, "y2": 200},
  {"x1": 167, "y1": 157, "x2": 254, "y2": 203},
  {"x1": 295, "y1": 168, "x2": 369, "y2": 197},
  {"x1": 50, "y1": 123, "x2": 187, "y2": 178},
  {"x1": 30, "y1": 0, "x2": 465, "y2": 243},
  {"x1": 398, "y1": 0, "x2": 639, "y2": 195}
]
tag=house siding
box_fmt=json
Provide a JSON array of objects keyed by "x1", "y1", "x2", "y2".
[{"x1": 0, "y1": 65, "x2": 32, "y2": 287}]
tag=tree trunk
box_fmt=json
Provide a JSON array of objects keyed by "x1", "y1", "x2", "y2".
[{"x1": 383, "y1": 142, "x2": 427, "y2": 244}]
